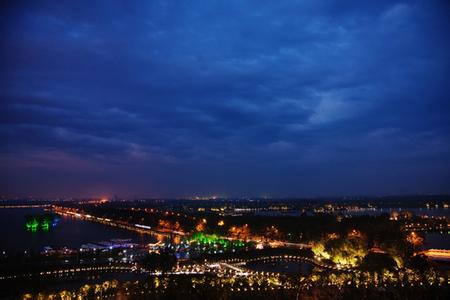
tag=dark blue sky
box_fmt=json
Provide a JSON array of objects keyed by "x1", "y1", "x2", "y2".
[{"x1": 1, "y1": 0, "x2": 449, "y2": 198}]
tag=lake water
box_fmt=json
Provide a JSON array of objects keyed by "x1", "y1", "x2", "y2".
[
  {"x1": 0, "y1": 208, "x2": 156, "y2": 253},
  {"x1": 424, "y1": 232, "x2": 450, "y2": 249},
  {"x1": 341, "y1": 207, "x2": 450, "y2": 218},
  {"x1": 245, "y1": 260, "x2": 313, "y2": 275},
  {"x1": 255, "y1": 208, "x2": 450, "y2": 218}
]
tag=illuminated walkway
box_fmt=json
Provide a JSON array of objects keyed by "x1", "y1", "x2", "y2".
[
  {"x1": 220, "y1": 255, "x2": 351, "y2": 272},
  {"x1": 218, "y1": 262, "x2": 249, "y2": 275},
  {"x1": 51, "y1": 206, "x2": 185, "y2": 238},
  {"x1": 0, "y1": 264, "x2": 138, "y2": 281},
  {"x1": 420, "y1": 249, "x2": 450, "y2": 261},
  {"x1": 51, "y1": 206, "x2": 313, "y2": 253}
]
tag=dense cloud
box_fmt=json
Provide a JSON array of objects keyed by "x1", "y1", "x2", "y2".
[{"x1": 1, "y1": 0, "x2": 449, "y2": 197}]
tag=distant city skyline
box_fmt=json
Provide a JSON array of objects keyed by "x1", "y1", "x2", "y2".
[{"x1": 1, "y1": 1, "x2": 449, "y2": 198}]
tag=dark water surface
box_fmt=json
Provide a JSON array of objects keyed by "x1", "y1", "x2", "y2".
[
  {"x1": 245, "y1": 260, "x2": 313, "y2": 275},
  {"x1": 0, "y1": 208, "x2": 155, "y2": 253},
  {"x1": 424, "y1": 232, "x2": 450, "y2": 249},
  {"x1": 342, "y1": 207, "x2": 450, "y2": 218}
]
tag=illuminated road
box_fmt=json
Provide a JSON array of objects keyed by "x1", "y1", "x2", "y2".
[
  {"x1": 220, "y1": 255, "x2": 351, "y2": 272},
  {"x1": 420, "y1": 249, "x2": 450, "y2": 261},
  {"x1": 0, "y1": 264, "x2": 138, "y2": 281},
  {"x1": 50, "y1": 206, "x2": 312, "y2": 251},
  {"x1": 218, "y1": 262, "x2": 249, "y2": 275},
  {"x1": 0, "y1": 204, "x2": 51, "y2": 209},
  {"x1": 51, "y1": 206, "x2": 184, "y2": 238},
  {"x1": 173, "y1": 255, "x2": 351, "y2": 277},
  {"x1": 1, "y1": 256, "x2": 349, "y2": 286}
]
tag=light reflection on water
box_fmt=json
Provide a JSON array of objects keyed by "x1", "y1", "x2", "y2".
[
  {"x1": 0, "y1": 208, "x2": 156, "y2": 253},
  {"x1": 342, "y1": 207, "x2": 450, "y2": 218}
]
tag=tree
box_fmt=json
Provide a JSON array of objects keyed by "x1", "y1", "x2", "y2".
[
  {"x1": 325, "y1": 236, "x2": 368, "y2": 266},
  {"x1": 142, "y1": 252, "x2": 176, "y2": 273},
  {"x1": 360, "y1": 253, "x2": 397, "y2": 271},
  {"x1": 406, "y1": 232, "x2": 423, "y2": 248},
  {"x1": 228, "y1": 224, "x2": 251, "y2": 241},
  {"x1": 407, "y1": 254, "x2": 431, "y2": 272}
]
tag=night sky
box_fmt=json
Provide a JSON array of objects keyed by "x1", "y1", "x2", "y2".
[{"x1": 1, "y1": 1, "x2": 449, "y2": 198}]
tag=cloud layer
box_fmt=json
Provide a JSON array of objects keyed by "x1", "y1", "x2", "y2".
[{"x1": 1, "y1": 0, "x2": 449, "y2": 197}]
